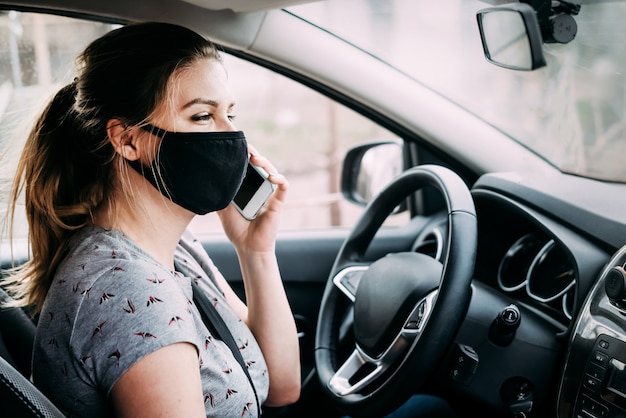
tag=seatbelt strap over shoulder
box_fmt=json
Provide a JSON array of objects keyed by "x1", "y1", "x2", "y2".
[{"x1": 191, "y1": 279, "x2": 261, "y2": 416}]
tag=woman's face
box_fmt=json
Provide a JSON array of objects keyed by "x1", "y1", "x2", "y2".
[{"x1": 152, "y1": 58, "x2": 237, "y2": 133}]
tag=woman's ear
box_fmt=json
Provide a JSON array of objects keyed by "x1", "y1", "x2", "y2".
[{"x1": 107, "y1": 118, "x2": 141, "y2": 161}]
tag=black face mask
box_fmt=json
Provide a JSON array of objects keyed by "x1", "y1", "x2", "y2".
[{"x1": 128, "y1": 124, "x2": 248, "y2": 215}]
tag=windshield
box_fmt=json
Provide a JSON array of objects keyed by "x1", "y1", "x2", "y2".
[{"x1": 289, "y1": 0, "x2": 626, "y2": 183}]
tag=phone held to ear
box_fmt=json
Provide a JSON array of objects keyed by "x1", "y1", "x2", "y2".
[{"x1": 232, "y1": 160, "x2": 277, "y2": 220}]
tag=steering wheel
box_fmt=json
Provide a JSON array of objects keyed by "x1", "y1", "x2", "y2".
[{"x1": 315, "y1": 164, "x2": 477, "y2": 418}]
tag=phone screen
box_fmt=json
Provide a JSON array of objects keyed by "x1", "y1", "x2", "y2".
[{"x1": 233, "y1": 164, "x2": 265, "y2": 208}]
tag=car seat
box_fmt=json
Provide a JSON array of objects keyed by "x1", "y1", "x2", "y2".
[{"x1": 0, "y1": 287, "x2": 65, "y2": 417}]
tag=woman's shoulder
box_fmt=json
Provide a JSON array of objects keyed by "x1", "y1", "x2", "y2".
[
  {"x1": 68, "y1": 226, "x2": 162, "y2": 265},
  {"x1": 40, "y1": 226, "x2": 196, "y2": 346},
  {"x1": 45, "y1": 226, "x2": 190, "y2": 319},
  {"x1": 58, "y1": 226, "x2": 171, "y2": 281}
]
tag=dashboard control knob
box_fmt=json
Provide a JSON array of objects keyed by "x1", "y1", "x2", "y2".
[
  {"x1": 605, "y1": 266, "x2": 626, "y2": 308},
  {"x1": 489, "y1": 304, "x2": 521, "y2": 346}
]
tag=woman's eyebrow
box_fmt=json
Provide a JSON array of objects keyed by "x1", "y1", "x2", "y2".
[{"x1": 182, "y1": 98, "x2": 235, "y2": 110}]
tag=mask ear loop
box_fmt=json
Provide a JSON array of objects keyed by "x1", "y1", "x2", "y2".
[
  {"x1": 146, "y1": 128, "x2": 175, "y2": 203},
  {"x1": 120, "y1": 128, "x2": 174, "y2": 231}
]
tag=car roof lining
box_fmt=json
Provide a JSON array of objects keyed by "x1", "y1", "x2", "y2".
[
  {"x1": 179, "y1": 0, "x2": 321, "y2": 13},
  {"x1": 0, "y1": 0, "x2": 321, "y2": 48},
  {"x1": 1, "y1": 0, "x2": 269, "y2": 49}
]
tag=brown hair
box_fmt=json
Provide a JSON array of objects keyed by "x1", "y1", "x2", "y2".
[{"x1": 2, "y1": 21, "x2": 221, "y2": 312}]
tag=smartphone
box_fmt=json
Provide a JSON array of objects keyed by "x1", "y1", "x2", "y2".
[{"x1": 232, "y1": 160, "x2": 276, "y2": 220}]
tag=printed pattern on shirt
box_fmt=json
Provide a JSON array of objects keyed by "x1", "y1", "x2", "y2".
[{"x1": 33, "y1": 226, "x2": 268, "y2": 418}]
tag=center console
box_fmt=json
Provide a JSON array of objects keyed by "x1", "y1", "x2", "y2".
[{"x1": 558, "y1": 246, "x2": 626, "y2": 418}]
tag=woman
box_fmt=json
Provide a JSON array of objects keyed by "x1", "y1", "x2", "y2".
[{"x1": 3, "y1": 21, "x2": 299, "y2": 417}]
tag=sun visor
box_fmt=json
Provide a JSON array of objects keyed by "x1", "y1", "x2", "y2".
[{"x1": 180, "y1": 0, "x2": 324, "y2": 13}]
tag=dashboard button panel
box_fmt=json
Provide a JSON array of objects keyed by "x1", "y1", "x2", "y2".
[{"x1": 576, "y1": 334, "x2": 626, "y2": 417}]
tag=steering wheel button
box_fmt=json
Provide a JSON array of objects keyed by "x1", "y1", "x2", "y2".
[
  {"x1": 342, "y1": 278, "x2": 356, "y2": 293},
  {"x1": 343, "y1": 270, "x2": 363, "y2": 291},
  {"x1": 404, "y1": 301, "x2": 427, "y2": 330},
  {"x1": 405, "y1": 320, "x2": 419, "y2": 329}
]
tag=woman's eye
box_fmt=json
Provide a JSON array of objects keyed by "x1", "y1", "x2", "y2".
[
  {"x1": 190, "y1": 113, "x2": 235, "y2": 123},
  {"x1": 191, "y1": 113, "x2": 211, "y2": 122}
]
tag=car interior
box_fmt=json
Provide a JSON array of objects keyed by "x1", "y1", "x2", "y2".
[{"x1": 1, "y1": 0, "x2": 626, "y2": 417}]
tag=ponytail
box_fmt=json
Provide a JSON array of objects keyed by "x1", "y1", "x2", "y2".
[{"x1": 2, "y1": 81, "x2": 114, "y2": 311}]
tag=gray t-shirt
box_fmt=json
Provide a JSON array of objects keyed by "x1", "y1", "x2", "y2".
[{"x1": 33, "y1": 226, "x2": 269, "y2": 417}]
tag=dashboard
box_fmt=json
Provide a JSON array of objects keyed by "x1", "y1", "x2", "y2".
[
  {"x1": 411, "y1": 171, "x2": 626, "y2": 415},
  {"x1": 467, "y1": 173, "x2": 626, "y2": 417}
]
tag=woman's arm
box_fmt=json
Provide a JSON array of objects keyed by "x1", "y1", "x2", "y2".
[
  {"x1": 217, "y1": 150, "x2": 301, "y2": 406},
  {"x1": 236, "y1": 249, "x2": 301, "y2": 406},
  {"x1": 110, "y1": 343, "x2": 205, "y2": 418},
  {"x1": 211, "y1": 250, "x2": 300, "y2": 406}
]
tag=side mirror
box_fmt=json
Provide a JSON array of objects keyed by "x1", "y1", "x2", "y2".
[
  {"x1": 341, "y1": 141, "x2": 405, "y2": 208},
  {"x1": 477, "y1": 3, "x2": 546, "y2": 71}
]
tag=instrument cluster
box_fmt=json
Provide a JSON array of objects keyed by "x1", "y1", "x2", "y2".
[{"x1": 497, "y1": 231, "x2": 577, "y2": 321}]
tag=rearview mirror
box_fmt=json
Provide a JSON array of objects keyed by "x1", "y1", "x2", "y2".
[{"x1": 477, "y1": 3, "x2": 546, "y2": 71}]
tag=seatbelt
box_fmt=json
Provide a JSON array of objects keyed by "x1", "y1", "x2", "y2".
[{"x1": 191, "y1": 280, "x2": 261, "y2": 416}]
